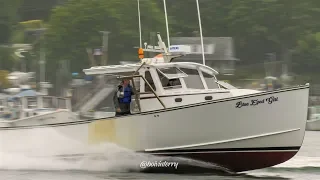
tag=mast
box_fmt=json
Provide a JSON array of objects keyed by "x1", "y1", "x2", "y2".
[
  {"x1": 163, "y1": 0, "x2": 170, "y2": 48},
  {"x1": 39, "y1": 31, "x2": 46, "y2": 82},
  {"x1": 135, "y1": 0, "x2": 187, "y2": 62},
  {"x1": 196, "y1": 0, "x2": 205, "y2": 65},
  {"x1": 137, "y1": 0, "x2": 142, "y2": 48}
]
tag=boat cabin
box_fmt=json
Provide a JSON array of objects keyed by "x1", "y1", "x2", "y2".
[
  {"x1": 83, "y1": 60, "x2": 237, "y2": 114},
  {"x1": 0, "y1": 99, "x2": 9, "y2": 115},
  {"x1": 81, "y1": 32, "x2": 251, "y2": 116}
]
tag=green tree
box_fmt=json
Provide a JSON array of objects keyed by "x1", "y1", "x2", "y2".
[
  {"x1": 0, "y1": 0, "x2": 21, "y2": 44},
  {"x1": 45, "y1": 0, "x2": 165, "y2": 84},
  {"x1": 0, "y1": 47, "x2": 16, "y2": 70},
  {"x1": 293, "y1": 32, "x2": 320, "y2": 75},
  {"x1": 227, "y1": 0, "x2": 320, "y2": 66},
  {"x1": 18, "y1": 0, "x2": 66, "y2": 21},
  {"x1": 164, "y1": 0, "x2": 232, "y2": 37}
]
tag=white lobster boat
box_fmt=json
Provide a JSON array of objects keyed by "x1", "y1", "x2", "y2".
[{"x1": 0, "y1": 33, "x2": 310, "y2": 173}]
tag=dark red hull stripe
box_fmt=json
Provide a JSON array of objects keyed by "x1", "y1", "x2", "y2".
[
  {"x1": 141, "y1": 148, "x2": 300, "y2": 172},
  {"x1": 138, "y1": 146, "x2": 300, "y2": 154}
]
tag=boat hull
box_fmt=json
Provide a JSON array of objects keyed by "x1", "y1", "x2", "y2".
[
  {"x1": 0, "y1": 85, "x2": 309, "y2": 172},
  {"x1": 142, "y1": 147, "x2": 299, "y2": 172}
]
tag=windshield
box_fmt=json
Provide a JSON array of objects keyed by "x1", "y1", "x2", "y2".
[
  {"x1": 217, "y1": 81, "x2": 237, "y2": 89},
  {"x1": 156, "y1": 67, "x2": 188, "y2": 79}
]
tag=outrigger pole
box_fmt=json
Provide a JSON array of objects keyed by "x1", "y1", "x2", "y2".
[
  {"x1": 163, "y1": 0, "x2": 170, "y2": 47},
  {"x1": 196, "y1": 0, "x2": 205, "y2": 65},
  {"x1": 135, "y1": 0, "x2": 186, "y2": 63},
  {"x1": 137, "y1": 0, "x2": 142, "y2": 48}
]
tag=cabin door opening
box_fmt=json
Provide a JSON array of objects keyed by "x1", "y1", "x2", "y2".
[{"x1": 129, "y1": 77, "x2": 142, "y2": 114}]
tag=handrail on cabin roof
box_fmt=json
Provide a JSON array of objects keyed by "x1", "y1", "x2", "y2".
[{"x1": 83, "y1": 62, "x2": 219, "y2": 76}]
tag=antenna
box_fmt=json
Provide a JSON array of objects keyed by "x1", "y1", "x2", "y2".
[
  {"x1": 137, "y1": 0, "x2": 142, "y2": 48},
  {"x1": 134, "y1": 1, "x2": 189, "y2": 62},
  {"x1": 196, "y1": 0, "x2": 205, "y2": 65},
  {"x1": 163, "y1": 0, "x2": 170, "y2": 47}
]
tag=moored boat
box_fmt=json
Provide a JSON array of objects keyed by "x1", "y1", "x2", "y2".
[
  {"x1": 0, "y1": 95, "x2": 76, "y2": 125},
  {"x1": 306, "y1": 106, "x2": 320, "y2": 131}
]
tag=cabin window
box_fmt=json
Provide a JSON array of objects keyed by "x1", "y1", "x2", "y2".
[
  {"x1": 27, "y1": 97, "x2": 37, "y2": 109},
  {"x1": 179, "y1": 68, "x2": 204, "y2": 89},
  {"x1": 157, "y1": 70, "x2": 182, "y2": 90},
  {"x1": 57, "y1": 98, "x2": 67, "y2": 109},
  {"x1": 14, "y1": 99, "x2": 22, "y2": 109},
  {"x1": 202, "y1": 72, "x2": 219, "y2": 89},
  {"x1": 43, "y1": 97, "x2": 55, "y2": 108},
  {"x1": 156, "y1": 67, "x2": 187, "y2": 79},
  {"x1": 131, "y1": 76, "x2": 141, "y2": 92},
  {"x1": 144, "y1": 71, "x2": 156, "y2": 92},
  {"x1": 105, "y1": 71, "x2": 139, "y2": 91},
  {"x1": 94, "y1": 93, "x2": 115, "y2": 113},
  {"x1": 216, "y1": 81, "x2": 236, "y2": 89}
]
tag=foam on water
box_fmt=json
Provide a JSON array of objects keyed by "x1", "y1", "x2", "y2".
[
  {"x1": 0, "y1": 125, "x2": 233, "y2": 173},
  {"x1": 275, "y1": 155, "x2": 320, "y2": 168},
  {"x1": 0, "y1": 143, "x2": 144, "y2": 172},
  {"x1": 246, "y1": 155, "x2": 320, "y2": 179},
  {"x1": 0, "y1": 127, "x2": 154, "y2": 172},
  {"x1": 0, "y1": 144, "x2": 231, "y2": 173}
]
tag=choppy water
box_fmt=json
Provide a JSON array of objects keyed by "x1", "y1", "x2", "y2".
[{"x1": 0, "y1": 131, "x2": 319, "y2": 180}]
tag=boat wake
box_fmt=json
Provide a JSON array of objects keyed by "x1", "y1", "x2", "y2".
[
  {"x1": 245, "y1": 155, "x2": 320, "y2": 180},
  {"x1": 267, "y1": 155, "x2": 320, "y2": 172},
  {"x1": 0, "y1": 143, "x2": 232, "y2": 174},
  {"x1": 0, "y1": 127, "x2": 234, "y2": 174},
  {"x1": 0, "y1": 143, "x2": 136, "y2": 172}
]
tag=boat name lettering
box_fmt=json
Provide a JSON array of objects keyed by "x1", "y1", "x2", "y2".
[{"x1": 235, "y1": 96, "x2": 278, "y2": 108}]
